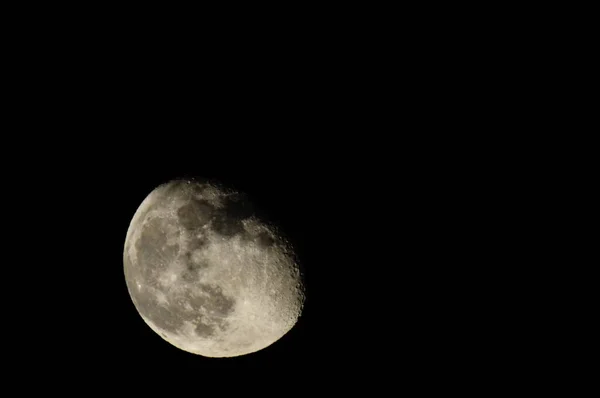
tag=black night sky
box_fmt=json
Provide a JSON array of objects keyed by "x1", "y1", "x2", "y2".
[
  {"x1": 8, "y1": 101, "x2": 515, "y2": 394},
  {"x1": 29, "y1": 132, "x2": 403, "y2": 391},
  {"x1": 6, "y1": 89, "x2": 508, "y2": 394},
  {"x1": 13, "y1": 111, "x2": 485, "y2": 393},
  {"x1": 3, "y1": 5, "x2": 555, "y2": 392}
]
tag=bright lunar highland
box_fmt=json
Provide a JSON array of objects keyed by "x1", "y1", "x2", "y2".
[{"x1": 123, "y1": 179, "x2": 305, "y2": 357}]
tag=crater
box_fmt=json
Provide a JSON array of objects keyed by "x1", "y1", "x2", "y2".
[{"x1": 256, "y1": 231, "x2": 276, "y2": 247}]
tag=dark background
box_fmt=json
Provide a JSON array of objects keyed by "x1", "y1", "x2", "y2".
[
  {"x1": 19, "y1": 120, "x2": 416, "y2": 391},
  {"x1": 10, "y1": 97, "x2": 509, "y2": 391},
  {"x1": 3, "y1": 22, "x2": 534, "y2": 390},
  {"x1": 12, "y1": 111, "x2": 479, "y2": 392},
  {"x1": 1, "y1": 3, "x2": 580, "y2": 390}
]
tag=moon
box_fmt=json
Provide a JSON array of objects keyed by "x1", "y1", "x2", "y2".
[{"x1": 123, "y1": 179, "x2": 305, "y2": 357}]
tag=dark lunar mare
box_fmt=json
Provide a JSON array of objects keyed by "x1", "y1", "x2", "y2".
[
  {"x1": 132, "y1": 290, "x2": 185, "y2": 332},
  {"x1": 255, "y1": 231, "x2": 276, "y2": 247},
  {"x1": 175, "y1": 189, "x2": 257, "y2": 238},
  {"x1": 177, "y1": 199, "x2": 214, "y2": 231},
  {"x1": 211, "y1": 194, "x2": 255, "y2": 236},
  {"x1": 180, "y1": 249, "x2": 209, "y2": 283},
  {"x1": 186, "y1": 283, "x2": 236, "y2": 337},
  {"x1": 131, "y1": 280, "x2": 236, "y2": 338},
  {"x1": 135, "y1": 217, "x2": 180, "y2": 280}
]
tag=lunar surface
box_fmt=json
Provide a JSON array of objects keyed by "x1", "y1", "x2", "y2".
[{"x1": 123, "y1": 179, "x2": 305, "y2": 357}]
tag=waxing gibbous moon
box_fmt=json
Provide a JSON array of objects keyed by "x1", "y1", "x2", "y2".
[{"x1": 123, "y1": 179, "x2": 305, "y2": 358}]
